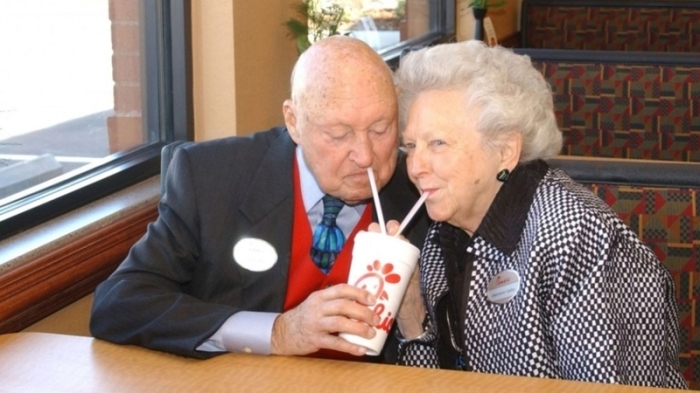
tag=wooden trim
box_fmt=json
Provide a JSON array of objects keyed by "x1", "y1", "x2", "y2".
[{"x1": 0, "y1": 203, "x2": 158, "y2": 334}]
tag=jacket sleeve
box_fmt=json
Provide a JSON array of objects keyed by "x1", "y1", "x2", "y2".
[
  {"x1": 89, "y1": 147, "x2": 238, "y2": 359},
  {"x1": 550, "y1": 210, "x2": 687, "y2": 388},
  {"x1": 395, "y1": 314, "x2": 440, "y2": 368},
  {"x1": 395, "y1": 226, "x2": 441, "y2": 368}
]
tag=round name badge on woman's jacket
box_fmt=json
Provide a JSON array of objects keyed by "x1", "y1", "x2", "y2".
[
  {"x1": 487, "y1": 269, "x2": 521, "y2": 304},
  {"x1": 232, "y1": 238, "x2": 278, "y2": 272}
]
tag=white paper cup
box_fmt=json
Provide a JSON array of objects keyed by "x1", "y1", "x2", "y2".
[{"x1": 339, "y1": 231, "x2": 420, "y2": 356}]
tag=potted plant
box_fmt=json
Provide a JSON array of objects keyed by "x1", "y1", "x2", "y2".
[
  {"x1": 285, "y1": 0, "x2": 346, "y2": 54},
  {"x1": 467, "y1": 0, "x2": 506, "y2": 41}
]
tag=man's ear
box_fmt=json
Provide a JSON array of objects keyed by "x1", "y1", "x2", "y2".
[
  {"x1": 500, "y1": 131, "x2": 522, "y2": 170},
  {"x1": 283, "y1": 99, "x2": 301, "y2": 144}
]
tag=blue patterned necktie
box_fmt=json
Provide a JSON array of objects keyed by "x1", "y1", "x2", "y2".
[{"x1": 311, "y1": 195, "x2": 345, "y2": 274}]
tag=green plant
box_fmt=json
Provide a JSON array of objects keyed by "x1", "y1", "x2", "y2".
[
  {"x1": 395, "y1": 0, "x2": 406, "y2": 20},
  {"x1": 467, "y1": 0, "x2": 507, "y2": 9},
  {"x1": 285, "y1": 0, "x2": 346, "y2": 54}
]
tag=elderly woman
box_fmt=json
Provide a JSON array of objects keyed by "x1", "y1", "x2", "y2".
[{"x1": 391, "y1": 41, "x2": 686, "y2": 388}]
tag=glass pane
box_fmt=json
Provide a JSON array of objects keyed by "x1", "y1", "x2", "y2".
[
  {"x1": 318, "y1": 0, "x2": 432, "y2": 52},
  {"x1": 0, "y1": 0, "x2": 146, "y2": 202}
]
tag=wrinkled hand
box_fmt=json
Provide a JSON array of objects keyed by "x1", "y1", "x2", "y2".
[
  {"x1": 368, "y1": 220, "x2": 426, "y2": 338},
  {"x1": 396, "y1": 265, "x2": 425, "y2": 338},
  {"x1": 270, "y1": 284, "x2": 380, "y2": 356}
]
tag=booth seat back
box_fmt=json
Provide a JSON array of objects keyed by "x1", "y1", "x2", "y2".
[
  {"x1": 515, "y1": 48, "x2": 700, "y2": 162},
  {"x1": 593, "y1": 182, "x2": 699, "y2": 388},
  {"x1": 521, "y1": 0, "x2": 700, "y2": 52},
  {"x1": 549, "y1": 157, "x2": 700, "y2": 388}
]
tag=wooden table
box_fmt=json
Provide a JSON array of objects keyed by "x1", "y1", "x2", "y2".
[{"x1": 0, "y1": 332, "x2": 687, "y2": 392}]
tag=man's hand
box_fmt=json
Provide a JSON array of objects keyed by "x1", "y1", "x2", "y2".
[
  {"x1": 270, "y1": 284, "x2": 380, "y2": 356},
  {"x1": 368, "y1": 220, "x2": 426, "y2": 339}
]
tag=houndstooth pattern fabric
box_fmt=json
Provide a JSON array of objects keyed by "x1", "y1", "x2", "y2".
[{"x1": 398, "y1": 168, "x2": 687, "y2": 389}]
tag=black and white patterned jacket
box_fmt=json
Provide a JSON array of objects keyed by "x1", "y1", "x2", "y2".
[{"x1": 398, "y1": 160, "x2": 687, "y2": 389}]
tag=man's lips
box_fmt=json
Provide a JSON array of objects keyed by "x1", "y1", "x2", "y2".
[{"x1": 346, "y1": 172, "x2": 369, "y2": 182}]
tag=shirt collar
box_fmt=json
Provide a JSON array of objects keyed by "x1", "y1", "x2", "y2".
[
  {"x1": 296, "y1": 146, "x2": 366, "y2": 214},
  {"x1": 476, "y1": 159, "x2": 549, "y2": 255}
]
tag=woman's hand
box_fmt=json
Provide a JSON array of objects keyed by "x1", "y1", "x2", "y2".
[{"x1": 395, "y1": 266, "x2": 426, "y2": 339}]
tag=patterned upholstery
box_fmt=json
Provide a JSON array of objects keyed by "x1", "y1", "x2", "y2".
[
  {"x1": 527, "y1": 57, "x2": 700, "y2": 162},
  {"x1": 586, "y1": 183, "x2": 700, "y2": 389},
  {"x1": 522, "y1": 0, "x2": 700, "y2": 52}
]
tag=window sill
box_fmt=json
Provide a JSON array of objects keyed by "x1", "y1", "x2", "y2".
[{"x1": 0, "y1": 177, "x2": 161, "y2": 333}]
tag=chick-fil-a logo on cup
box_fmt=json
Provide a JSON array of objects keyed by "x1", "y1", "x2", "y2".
[{"x1": 353, "y1": 260, "x2": 401, "y2": 333}]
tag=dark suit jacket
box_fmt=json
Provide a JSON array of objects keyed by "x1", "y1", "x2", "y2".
[{"x1": 90, "y1": 126, "x2": 429, "y2": 359}]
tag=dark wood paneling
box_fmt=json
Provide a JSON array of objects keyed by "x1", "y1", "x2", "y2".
[
  {"x1": 500, "y1": 32, "x2": 521, "y2": 48},
  {"x1": 0, "y1": 203, "x2": 158, "y2": 333}
]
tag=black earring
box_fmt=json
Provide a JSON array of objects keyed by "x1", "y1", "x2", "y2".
[{"x1": 496, "y1": 169, "x2": 510, "y2": 182}]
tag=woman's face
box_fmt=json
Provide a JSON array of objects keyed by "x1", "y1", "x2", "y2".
[{"x1": 402, "y1": 90, "x2": 505, "y2": 234}]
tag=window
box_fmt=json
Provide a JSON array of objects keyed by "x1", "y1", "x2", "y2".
[
  {"x1": 0, "y1": 0, "x2": 191, "y2": 241},
  {"x1": 323, "y1": 0, "x2": 454, "y2": 60}
]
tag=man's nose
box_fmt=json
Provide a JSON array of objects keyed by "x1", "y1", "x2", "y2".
[{"x1": 350, "y1": 133, "x2": 373, "y2": 167}]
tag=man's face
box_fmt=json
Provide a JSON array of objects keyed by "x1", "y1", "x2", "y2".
[{"x1": 285, "y1": 88, "x2": 398, "y2": 205}]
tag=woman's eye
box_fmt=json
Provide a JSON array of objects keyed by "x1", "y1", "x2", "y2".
[{"x1": 429, "y1": 140, "x2": 445, "y2": 147}]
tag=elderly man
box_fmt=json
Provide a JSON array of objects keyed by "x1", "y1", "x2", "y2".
[{"x1": 90, "y1": 36, "x2": 428, "y2": 361}]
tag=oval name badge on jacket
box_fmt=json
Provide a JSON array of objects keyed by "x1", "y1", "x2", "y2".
[{"x1": 232, "y1": 238, "x2": 278, "y2": 272}]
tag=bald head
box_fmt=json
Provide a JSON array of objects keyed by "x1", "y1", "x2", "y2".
[
  {"x1": 282, "y1": 36, "x2": 400, "y2": 204},
  {"x1": 290, "y1": 36, "x2": 395, "y2": 112}
]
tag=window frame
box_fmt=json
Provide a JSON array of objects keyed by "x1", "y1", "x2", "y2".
[
  {"x1": 378, "y1": 0, "x2": 455, "y2": 64},
  {"x1": 0, "y1": 0, "x2": 193, "y2": 241}
]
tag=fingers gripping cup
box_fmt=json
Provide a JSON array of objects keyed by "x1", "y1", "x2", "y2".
[{"x1": 339, "y1": 231, "x2": 420, "y2": 356}]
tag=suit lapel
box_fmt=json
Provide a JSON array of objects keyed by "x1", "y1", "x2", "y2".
[
  {"x1": 238, "y1": 130, "x2": 296, "y2": 310},
  {"x1": 239, "y1": 131, "x2": 295, "y2": 224}
]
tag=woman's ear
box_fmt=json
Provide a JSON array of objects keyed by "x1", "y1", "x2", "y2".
[
  {"x1": 499, "y1": 131, "x2": 522, "y2": 170},
  {"x1": 283, "y1": 99, "x2": 301, "y2": 144}
]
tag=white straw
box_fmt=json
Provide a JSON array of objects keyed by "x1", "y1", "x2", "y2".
[
  {"x1": 367, "y1": 167, "x2": 387, "y2": 235},
  {"x1": 394, "y1": 192, "x2": 429, "y2": 238}
]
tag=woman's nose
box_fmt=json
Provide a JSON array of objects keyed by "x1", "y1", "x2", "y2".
[{"x1": 407, "y1": 148, "x2": 427, "y2": 178}]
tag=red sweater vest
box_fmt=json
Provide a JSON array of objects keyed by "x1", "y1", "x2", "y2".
[{"x1": 283, "y1": 159, "x2": 374, "y2": 360}]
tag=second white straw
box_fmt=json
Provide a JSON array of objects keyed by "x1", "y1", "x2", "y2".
[
  {"x1": 367, "y1": 167, "x2": 387, "y2": 235},
  {"x1": 394, "y1": 192, "x2": 429, "y2": 238}
]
